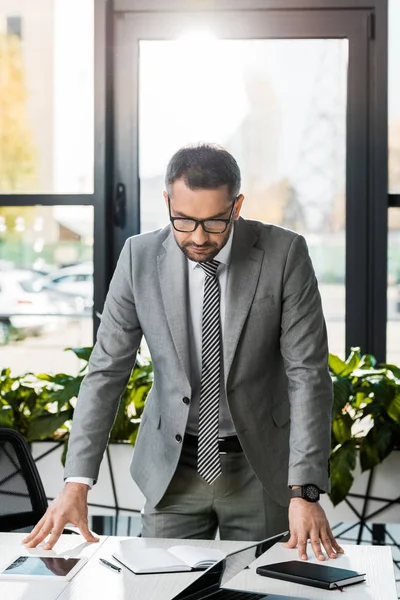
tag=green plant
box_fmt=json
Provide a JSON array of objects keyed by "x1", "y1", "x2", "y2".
[
  {"x1": 0, "y1": 369, "x2": 75, "y2": 441},
  {"x1": 5, "y1": 343, "x2": 399, "y2": 508},
  {"x1": 0, "y1": 347, "x2": 153, "y2": 453},
  {"x1": 329, "y1": 347, "x2": 400, "y2": 506}
]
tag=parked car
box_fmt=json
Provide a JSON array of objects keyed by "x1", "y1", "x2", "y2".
[
  {"x1": 0, "y1": 270, "x2": 58, "y2": 345},
  {"x1": 35, "y1": 262, "x2": 93, "y2": 313}
]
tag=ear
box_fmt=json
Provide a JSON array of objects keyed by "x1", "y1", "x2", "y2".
[
  {"x1": 233, "y1": 194, "x2": 245, "y2": 219},
  {"x1": 163, "y1": 191, "x2": 169, "y2": 212}
]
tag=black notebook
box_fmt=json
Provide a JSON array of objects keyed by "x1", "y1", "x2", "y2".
[{"x1": 256, "y1": 560, "x2": 366, "y2": 590}]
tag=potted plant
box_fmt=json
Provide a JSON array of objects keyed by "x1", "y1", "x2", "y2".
[
  {"x1": 3, "y1": 344, "x2": 399, "y2": 522},
  {"x1": 0, "y1": 347, "x2": 153, "y2": 513},
  {"x1": 319, "y1": 347, "x2": 400, "y2": 527}
]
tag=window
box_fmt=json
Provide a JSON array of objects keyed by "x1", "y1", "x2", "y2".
[
  {"x1": 139, "y1": 38, "x2": 347, "y2": 358},
  {"x1": 0, "y1": 1, "x2": 94, "y2": 194},
  {"x1": 0, "y1": 206, "x2": 94, "y2": 374},
  {"x1": 0, "y1": 1, "x2": 95, "y2": 376}
]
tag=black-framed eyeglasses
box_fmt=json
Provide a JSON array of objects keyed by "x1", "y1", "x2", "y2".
[{"x1": 168, "y1": 196, "x2": 237, "y2": 234}]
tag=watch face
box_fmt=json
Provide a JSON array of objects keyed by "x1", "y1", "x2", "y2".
[{"x1": 304, "y1": 484, "x2": 320, "y2": 501}]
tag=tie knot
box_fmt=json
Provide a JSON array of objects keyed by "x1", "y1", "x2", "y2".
[{"x1": 199, "y1": 260, "x2": 219, "y2": 278}]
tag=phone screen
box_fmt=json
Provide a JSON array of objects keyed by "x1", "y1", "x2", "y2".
[{"x1": 2, "y1": 556, "x2": 81, "y2": 577}]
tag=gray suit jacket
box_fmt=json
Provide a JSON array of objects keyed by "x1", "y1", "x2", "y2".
[{"x1": 64, "y1": 217, "x2": 333, "y2": 507}]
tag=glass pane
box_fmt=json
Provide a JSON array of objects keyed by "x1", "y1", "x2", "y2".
[
  {"x1": 0, "y1": 206, "x2": 93, "y2": 374},
  {"x1": 389, "y1": 0, "x2": 400, "y2": 193},
  {"x1": 139, "y1": 38, "x2": 347, "y2": 358},
  {"x1": 387, "y1": 208, "x2": 400, "y2": 364},
  {"x1": 0, "y1": 0, "x2": 94, "y2": 193}
]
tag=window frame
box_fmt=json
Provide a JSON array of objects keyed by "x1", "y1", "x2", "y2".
[
  {"x1": 0, "y1": 0, "x2": 389, "y2": 359},
  {"x1": 110, "y1": 0, "x2": 388, "y2": 360}
]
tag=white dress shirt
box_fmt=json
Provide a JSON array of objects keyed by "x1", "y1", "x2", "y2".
[{"x1": 66, "y1": 225, "x2": 236, "y2": 487}]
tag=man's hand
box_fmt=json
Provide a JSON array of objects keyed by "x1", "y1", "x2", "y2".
[
  {"x1": 284, "y1": 498, "x2": 344, "y2": 561},
  {"x1": 22, "y1": 483, "x2": 99, "y2": 550}
]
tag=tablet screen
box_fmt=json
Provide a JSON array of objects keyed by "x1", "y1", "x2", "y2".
[{"x1": 2, "y1": 556, "x2": 81, "y2": 577}]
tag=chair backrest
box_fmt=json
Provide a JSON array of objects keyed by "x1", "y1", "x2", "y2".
[{"x1": 0, "y1": 428, "x2": 48, "y2": 531}]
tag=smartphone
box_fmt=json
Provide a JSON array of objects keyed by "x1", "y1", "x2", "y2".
[{"x1": 0, "y1": 555, "x2": 88, "y2": 581}]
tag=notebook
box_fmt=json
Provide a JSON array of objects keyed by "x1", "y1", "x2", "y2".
[
  {"x1": 256, "y1": 560, "x2": 366, "y2": 590},
  {"x1": 113, "y1": 543, "x2": 226, "y2": 573},
  {"x1": 168, "y1": 531, "x2": 304, "y2": 600}
]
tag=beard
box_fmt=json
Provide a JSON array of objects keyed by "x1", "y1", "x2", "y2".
[
  {"x1": 174, "y1": 226, "x2": 232, "y2": 263},
  {"x1": 179, "y1": 243, "x2": 219, "y2": 263}
]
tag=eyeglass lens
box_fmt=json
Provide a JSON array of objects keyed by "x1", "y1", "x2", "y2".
[{"x1": 173, "y1": 219, "x2": 227, "y2": 233}]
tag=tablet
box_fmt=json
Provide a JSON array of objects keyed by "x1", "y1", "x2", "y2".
[{"x1": 0, "y1": 555, "x2": 88, "y2": 581}]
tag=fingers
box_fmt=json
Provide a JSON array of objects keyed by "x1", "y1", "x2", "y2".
[
  {"x1": 78, "y1": 519, "x2": 100, "y2": 544},
  {"x1": 24, "y1": 519, "x2": 99, "y2": 551},
  {"x1": 43, "y1": 525, "x2": 65, "y2": 550},
  {"x1": 22, "y1": 515, "x2": 46, "y2": 545},
  {"x1": 320, "y1": 533, "x2": 336, "y2": 558},
  {"x1": 282, "y1": 532, "x2": 297, "y2": 549},
  {"x1": 330, "y1": 530, "x2": 345, "y2": 555},
  {"x1": 42, "y1": 514, "x2": 99, "y2": 550},
  {"x1": 23, "y1": 516, "x2": 54, "y2": 548},
  {"x1": 22, "y1": 485, "x2": 97, "y2": 550},
  {"x1": 283, "y1": 532, "x2": 308, "y2": 560},
  {"x1": 325, "y1": 525, "x2": 345, "y2": 556},
  {"x1": 283, "y1": 529, "x2": 344, "y2": 562},
  {"x1": 297, "y1": 538, "x2": 309, "y2": 560},
  {"x1": 310, "y1": 533, "x2": 325, "y2": 561}
]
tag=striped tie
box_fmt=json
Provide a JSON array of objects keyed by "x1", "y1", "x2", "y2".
[{"x1": 197, "y1": 259, "x2": 222, "y2": 484}]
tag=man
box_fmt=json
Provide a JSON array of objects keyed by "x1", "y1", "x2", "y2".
[{"x1": 24, "y1": 144, "x2": 343, "y2": 561}]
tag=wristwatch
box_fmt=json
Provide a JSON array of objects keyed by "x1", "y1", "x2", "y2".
[{"x1": 289, "y1": 484, "x2": 320, "y2": 503}]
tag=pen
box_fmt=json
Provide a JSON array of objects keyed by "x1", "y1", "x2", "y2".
[{"x1": 99, "y1": 558, "x2": 122, "y2": 573}]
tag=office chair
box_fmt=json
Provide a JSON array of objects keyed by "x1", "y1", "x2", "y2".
[{"x1": 0, "y1": 427, "x2": 48, "y2": 532}]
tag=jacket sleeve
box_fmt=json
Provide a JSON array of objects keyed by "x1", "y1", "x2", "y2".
[
  {"x1": 64, "y1": 239, "x2": 143, "y2": 482},
  {"x1": 280, "y1": 234, "x2": 333, "y2": 492}
]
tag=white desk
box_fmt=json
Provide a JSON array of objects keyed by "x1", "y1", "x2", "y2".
[{"x1": 0, "y1": 533, "x2": 397, "y2": 600}]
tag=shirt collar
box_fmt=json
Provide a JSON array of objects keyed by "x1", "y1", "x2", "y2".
[{"x1": 188, "y1": 223, "x2": 234, "y2": 270}]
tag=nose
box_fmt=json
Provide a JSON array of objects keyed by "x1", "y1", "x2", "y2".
[{"x1": 191, "y1": 224, "x2": 208, "y2": 245}]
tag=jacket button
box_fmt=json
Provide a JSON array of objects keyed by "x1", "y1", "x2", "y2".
[
  {"x1": 175, "y1": 434, "x2": 182, "y2": 443},
  {"x1": 182, "y1": 397, "x2": 190, "y2": 405}
]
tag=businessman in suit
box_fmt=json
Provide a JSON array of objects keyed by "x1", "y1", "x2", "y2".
[{"x1": 24, "y1": 143, "x2": 343, "y2": 561}]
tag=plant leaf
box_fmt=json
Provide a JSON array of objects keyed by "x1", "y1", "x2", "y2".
[
  {"x1": 61, "y1": 437, "x2": 69, "y2": 467},
  {"x1": 65, "y1": 346, "x2": 93, "y2": 362},
  {"x1": 129, "y1": 427, "x2": 140, "y2": 447},
  {"x1": 352, "y1": 391, "x2": 369, "y2": 409},
  {"x1": 329, "y1": 441, "x2": 356, "y2": 506},
  {"x1": 45, "y1": 378, "x2": 83, "y2": 409},
  {"x1": 26, "y1": 409, "x2": 73, "y2": 441},
  {"x1": 345, "y1": 347, "x2": 362, "y2": 370},
  {"x1": 359, "y1": 429, "x2": 381, "y2": 471},
  {"x1": 332, "y1": 413, "x2": 353, "y2": 444},
  {"x1": 328, "y1": 354, "x2": 349, "y2": 376},
  {"x1": 0, "y1": 409, "x2": 13, "y2": 428},
  {"x1": 376, "y1": 426, "x2": 395, "y2": 462},
  {"x1": 387, "y1": 393, "x2": 400, "y2": 423},
  {"x1": 380, "y1": 364, "x2": 400, "y2": 380},
  {"x1": 358, "y1": 354, "x2": 377, "y2": 369},
  {"x1": 332, "y1": 377, "x2": 352, "y2": 418}
]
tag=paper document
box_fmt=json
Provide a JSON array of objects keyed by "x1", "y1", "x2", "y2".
[{"x1": 112, "y1": 542, "x2": 226, "y2": 574}]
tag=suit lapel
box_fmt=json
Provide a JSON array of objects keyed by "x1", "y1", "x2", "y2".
[
  {"x1": 224, "y1": 218, "x2": 264, "y2": 385},
  {"x1": 157, "y1": 230, "x2": 191, "y2": 385}
]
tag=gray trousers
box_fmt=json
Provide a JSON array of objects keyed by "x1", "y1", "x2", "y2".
[{"x1": 141, "y1": 438, "x2": 289, "y2": 541}]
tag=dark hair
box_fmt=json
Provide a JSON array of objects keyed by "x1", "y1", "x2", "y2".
[{"x1": 165, "y1": 143, "x2": 241, "y2": 199}]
